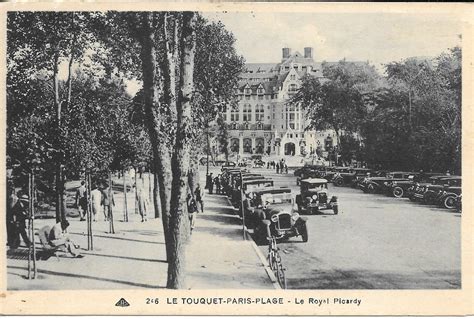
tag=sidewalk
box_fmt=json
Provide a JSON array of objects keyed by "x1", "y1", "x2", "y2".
[{"x1": 7, "y1": 176, "x2": 273, "y2": 290}]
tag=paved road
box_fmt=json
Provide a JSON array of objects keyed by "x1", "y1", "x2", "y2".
[{"x1": 249, "y1": 168, "x2": 461, "y2": 289}]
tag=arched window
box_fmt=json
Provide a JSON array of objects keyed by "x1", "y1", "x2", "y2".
[
  {"x1": 243, "y1": 104, "x2": 252, "y2": 122},
  {"x1": 255, "y1": 104, "x2": 265, "y2": 121}
]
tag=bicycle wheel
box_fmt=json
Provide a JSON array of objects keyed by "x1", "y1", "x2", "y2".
[
  {"x1": 277, "y1": 262, "x2": 287, "y2": 289},
  {"x1": 268, "y1": 251, "x2": 275, "y2": 270}
]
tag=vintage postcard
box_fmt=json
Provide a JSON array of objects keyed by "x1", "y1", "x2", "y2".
[{"x1": 0, "y1": 1, "x2": 472, "y2": 315}]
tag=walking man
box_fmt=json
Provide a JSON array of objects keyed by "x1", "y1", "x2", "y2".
[
  {"x1": 214, "y1": 175, "x2": 221, "y2": 195},
  {"x1": 136, "y1": 185, "x2": 149, "y2": 222},
  {"x1": 11, "y1": 194, "x2": 32, "y2": 248},
  {"x1": 101, "y1": 184, "x2": 115, "y2": 221},
  {"x1": 90, "y1": 185, "x2": 102, "y2": 222},
  {"x1": 75, "y1": 181, "x2": 87, "y2": 221},
  {"x1": 194, "y1": 184, "x2": 204, "y2": 213}
]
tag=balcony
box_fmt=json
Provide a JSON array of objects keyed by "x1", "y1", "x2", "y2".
[{"x1": 229, "y1": 123, "x2": 272, "y2": 131}]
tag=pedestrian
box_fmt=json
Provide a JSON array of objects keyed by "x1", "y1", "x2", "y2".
[
  {"x1": 7, "y1": 188, "x2": 18, "y2": 248},
  {"x1": 48, "y1": 220, "x2": 82, "y2": 258},
  {"x1": 136, "y1": 185, "x2": 149, "y2": 222},
  {"x1": 90, "y1": 185, "x2": 102, "y2": 222},
  {"x1": 194, "y1": 184, "x2": 204, "y2": 213},
  {"x1": 101, "y1": 183, "x2": 115, "y2": 222},
  {"x1": 11, "y1": 194, "x2": 32, "y2": 248},
  {"x1": 214, "y1": 175, "x2": 221, "y2": 194},
  {"x1": 205, "y1": 173, "x2": 211, "y2": 190},
  {"x1": 75, "y1": 181, "x2": 87, "y2": 221},
  {"x1": 208, "y1": 173, "x2": 214, "y2": 194},
  {"x1": 267, "y1": 162, "x2": 270, "y2": 169},
  {"x1": 187, "y1": 194, "x2": 198, "y2": 234},
  {"x1": 285, "y1": 163, "x2": 288, "y2": 174},
  {"x1": 276, "y1": 162, "x2": 280, "y2": 174}
]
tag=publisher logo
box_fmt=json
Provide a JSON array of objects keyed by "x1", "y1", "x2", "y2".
[{"x1": 115, "y1": 298, "x2": 130, "y2": 307}]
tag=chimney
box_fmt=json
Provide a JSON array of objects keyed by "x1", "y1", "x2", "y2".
[
  {"x1": 304, "y1": 47, "x2": 313, "y2": 59},
  {"x1": 282, "y1": 48, "x2": 291, "y2": 60}
]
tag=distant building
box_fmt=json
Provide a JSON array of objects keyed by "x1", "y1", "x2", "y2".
[{"x1": 223, "y1": 47, "x2": 339, "y2": 157}]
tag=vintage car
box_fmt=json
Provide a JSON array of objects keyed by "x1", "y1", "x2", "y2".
[
  {"x1": 295, "y1": 165, "x2": 328, "y2": 185},
  {"x1": 358, "y1": 172, "x2": 417, "y2": 194},
  {"x1": 242, "y1": 188, "x2": 293, "y2": 229},
  {"x1": 231, "y1": 178, "x2": 275, "y2": 207},
  {"x1": 391, "y1": 173, "x2": 445, "y2": 198},
  {"x1": 438, "y1": 186, "x2": 461, "y2": 209},
  {"x1": 332, "y1": 168, "x2": 373, "y2": 187},
  {"x1": 253, "y1": 159, "x2": 266, "y2": 168},
  {"x1": 412, "y1": 176, "x2": 461, "y2": 204},
  {"x1": 455, "y1": 194, "x2": 462, "y2": 213},
  {"x1": 253, "y1": 194, "x2": 308, "y2": 245},
  {"x1": 295, "y1": 178, "x2": 338, "y2": 214}
]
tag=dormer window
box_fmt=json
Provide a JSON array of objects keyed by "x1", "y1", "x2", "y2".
[
  {"x1": 257, "y1": 87, "x2": 264, "y2": 94},
  {"x1": 245, "y1": 88, "x2": 251, "y2": 95},
  {"x1": 290, "y1": 74, "x2": 296, "y2": 80}
]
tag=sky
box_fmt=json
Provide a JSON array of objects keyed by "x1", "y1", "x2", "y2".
[{"x1": 202, "y1": 11, "x2": 463, "y2": 69}]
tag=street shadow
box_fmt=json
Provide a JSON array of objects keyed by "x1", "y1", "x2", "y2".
[
  {"x1": 205, "y1": 205, "x2": 236, "y2": 215},
  {"x1": 69, "y1": 232, "x2": 165, "y2": 245},
  {"x1": 7, "y1": 265, "x2": 165, "y2": 289},
  {"x1": 194, "y1": 226, "x2": 242, "y2": 240},
  {"x1": 81, "y1": 251, "x2": 166, "y2": 263},
  {"x1": 198, "y1": 213, "x2": 241, "y2": 226}
]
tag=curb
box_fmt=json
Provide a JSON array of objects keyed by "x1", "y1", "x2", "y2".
[{"x1": 225, "y1": 197, "x2": 281, "y2": 290}]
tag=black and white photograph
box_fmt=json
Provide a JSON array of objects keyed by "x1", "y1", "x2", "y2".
[{"x1": 2, "y1": 2, "x2": 471, "y2": 314}]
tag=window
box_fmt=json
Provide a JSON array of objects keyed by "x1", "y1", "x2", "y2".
[
  {"x1": 243, "y1": 104, "x2": 252, "y2": 122},
  {"x1": 245, "y1": 95, "x2": 250, "y2": 100},
  {"x1": 245, "y1": 87, "x2": 251, "y2": 95},
  {"x1": 258, "y1": 95, "x2": 264, "y2": 100},
  {"x1": 290, "y1": 74, "x2": 296, "y2": 80},
  {"x1": 257, "y1": 87, "x2": 264, "y2": 94},
  {"x1": 288, "y1": 84, "x2": 298, "y2": 95},
  {"x1": 255, "y1": 105, "x2": 265, "y2": 121},
  {"x1": 231, "y1": 109, "x2": 240, "y2": 122}
]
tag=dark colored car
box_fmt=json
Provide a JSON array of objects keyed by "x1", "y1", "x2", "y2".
[
  {"x1": 438, "y1": 186, "x2": 461, "y2": 209},
  {"x1": 391, "y1": 173, "x2": 445, "y2": 198},
  {"x1": 253, "y1": 159, "x2": 266, "y2": 168},
  {"x1": 294, "y1": 165, "x2": 326, "y2": 185},
  {"x1": 253, "y1": 194, "x2": 308, "y2": 245},
  {"x1": 412, "y1": 176, "x2": 461, "y2": 204},
  {"x1": 332, "y1": 168, "x2": 373, "y2": 187},
  {"x1": 358, "y1": 172, "x2": 417, "y2": 194},
  {"x1": 295, "y1": 178, "x2": 338, "y2": 214}
]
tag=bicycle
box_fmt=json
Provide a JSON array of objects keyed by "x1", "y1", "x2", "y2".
[{"x1": 267, "y1": 236, "x2": 287, "y2": 289}]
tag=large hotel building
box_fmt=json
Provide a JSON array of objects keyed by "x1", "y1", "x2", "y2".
[{"x1": 223, "y1": 47, "x2": 337, "y2": 157}]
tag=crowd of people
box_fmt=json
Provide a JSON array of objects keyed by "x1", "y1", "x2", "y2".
[{"x1": 267, "y1": 159, "x2": 289, "y2": 174}]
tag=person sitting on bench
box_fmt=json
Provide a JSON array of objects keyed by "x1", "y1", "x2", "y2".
[{"x1": 49, "y1": 220, "x2": 82, "y2": 258}]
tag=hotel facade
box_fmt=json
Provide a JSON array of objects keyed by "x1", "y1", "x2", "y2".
[{"x1": 223, "y1": 47, "x2": 338, "y2": 158}]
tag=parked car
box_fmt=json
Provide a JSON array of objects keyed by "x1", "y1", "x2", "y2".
[
  {"x1": 323, "y1": 167, "x2": 352, "y2": 182},
  {"x1": 438, "y1": 186, "x2": 461, "y2": 209},
  {"x1": 295, "y1": 178, "x2": 338, "y2": 215},
  {"x1": 231, "y1": 178, "x2": 274, "y2": 207},
  {"x1": 295, "y1": 165, "x2": 326, "y2": 185},
  {"x1": 412, "y1": 176, "x2": 461, "y2": 204},
  {"x1": 253, "y1": 159, "x2": 266, "y2": 168},
  {"x1": 253, "y1": 193, "x2": 308, "y2": 245},
  {"x1": 243, "y1": 187, "x2": 293, "y2": 229},
  {"x1": 358, "y1": 172, "x2": 417, "y2": 194},
  {"x1": 332, "y1": 168, "x2": 373, "y2": 187},
  {"x1": 391, "y1": 173, "x2": 444, "y2": 198}
]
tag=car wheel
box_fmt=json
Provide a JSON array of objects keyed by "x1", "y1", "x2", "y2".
[
  {"x1": 335, "y1": 179, "x2": 343, "y2": 187},
  {"x1": 443, "y1": 195, "x2": 457, "y2": 209},
  {"x1": 393, "y1": 186, "x2": 404, "y2": 198},
  {"x1": 333, "y1": 205, "x2": 339, "y2": 215},
  {"x1": 301, "y1": 223, "x2": 308, "y2": 242}
]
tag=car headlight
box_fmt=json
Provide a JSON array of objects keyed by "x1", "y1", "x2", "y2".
[
  {"x1": 291, "y1": 213, "x2": 300, "y2": 221},
  {"x1": 271, "y1": 215, "x2": 278, "y2": 223},
  {"x1": 312, "y1": 195, "x2": 317, "y2": 200}
]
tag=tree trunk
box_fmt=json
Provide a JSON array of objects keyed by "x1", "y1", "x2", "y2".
[
  {"x1": 167, "y1": 12, "x2": 197, "y2": 289},
  {"x1": 152, "y1": 168, "x2": 161, "y2": 218},
  {"x1": 139, "y1": 12, "x2": 173, "y2": 261},
  {"x1": 52, "y1": 53, "x2": 64, "y2": 223}
]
